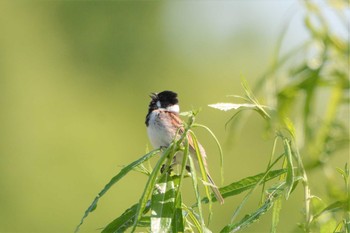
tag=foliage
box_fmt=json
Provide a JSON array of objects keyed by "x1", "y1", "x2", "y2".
[
  {"x1": 75, "y1": 108, "x2": 289, "y2": 232},
  {"x1": 76, "y1": 1, "x2": 349, "y2": 232},
  {"x1": 210, "y1": 1, "x2": 349, "y2": 232}
]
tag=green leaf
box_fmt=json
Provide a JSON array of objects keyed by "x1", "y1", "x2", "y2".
[
  {"x1": 336, "y1": 163, "x2": 349, "y2": 183},
  {"x1": 75, "y1": 149, "x2": 160, "y2": 233},
  {"x1": 190, "y1": 131, "x2": 213, "y2": 222},
  {"x1": 131, "y1": 145, "x2": 175, "y2": 232},
  {"x1": 188, "y1": 155, "x2": 205, "y2": 230},
  {"x1": 174, "y1": 138, "x2": 190, "y2": 207},
  {"x1": 270, "y1": 195, "x2": 282, "y2": 233},
  {"x1": 241, "y1": 78, "x2": 271, "y2": 119},
  {"x1": 220, "y1": 182, "x2": 285, "y2": 233},
  {"x1": 172, "y1": 191, "x2": 184, "y2": 233},
  {"x1": 151, "y1": 174, "x2": 176, "y2": 233},
  {"x1": 283, "y1": 139, "x2": 294, "y2": 199},
  {"x1": 102, "y1": 202, "x2": 151, "y2": 233},
  {"x1": 172, "y1": 139, "x2": 187, "y2": 233},
  {"x1": 201, "y1": 169, "x2": 287, "y2": 204},
  {"x1": 193, "y1": 123, "x2": 224, "y2": 185}
]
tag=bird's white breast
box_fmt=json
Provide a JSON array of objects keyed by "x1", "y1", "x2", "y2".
[{"x1": 147, "y1": 110, "x2": 174, "y2": 149}]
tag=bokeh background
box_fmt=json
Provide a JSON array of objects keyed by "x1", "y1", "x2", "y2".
[{"x1": 0, "y1": 1, "x2": 348, "y2": 232}]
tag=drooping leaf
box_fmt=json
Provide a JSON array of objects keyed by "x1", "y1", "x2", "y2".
[
  {"x1": 190, "y1": 131, "x2": 213, "y2": 222},
  {"x1": 193, "y1": 123, "x2": 224, "y2": 185}
]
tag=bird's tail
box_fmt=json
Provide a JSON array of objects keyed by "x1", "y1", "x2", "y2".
[{"x1": 207, "y1": 173, "x2": 224, "y2": 204}]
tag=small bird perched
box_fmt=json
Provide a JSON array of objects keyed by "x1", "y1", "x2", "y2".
[{"x1": 145, "y1": 90, "x2": 224, "y2": 204}]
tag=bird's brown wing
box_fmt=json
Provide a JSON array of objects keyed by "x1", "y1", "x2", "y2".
[{"x1": 165, "y1": 111, "x2": 224, "y2": 204}]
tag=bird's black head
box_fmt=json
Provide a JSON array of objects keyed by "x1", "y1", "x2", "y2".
[
  {"x1": 146, "y1": 90, "x2": 179, "y2": 126},
  {"x1": 149, "y1": 90, "x2": 179, "y2": 110}
]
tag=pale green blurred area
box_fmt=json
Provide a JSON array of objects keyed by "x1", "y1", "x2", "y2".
[{"x1": 0, "y1": 1, "x2": 347, "y2": 233}]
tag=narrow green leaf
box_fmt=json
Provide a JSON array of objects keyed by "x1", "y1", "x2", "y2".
[
  {"x1": 171, "y1": 139, "x2": 186, "y2": 233},
  {"x1": 192, "y1": 123, "x2": 224, "y2": 185},
  {"x1": 182, "y1": 204, "x2": 203, "y2": 233},
  {"x1": 270, "y1": 196, "x2": 282, "y2": 233},
  {"x1": 220, "y1": 182, "x2": 285, "y2": 233},
  {"x1": 241, "y1": 78, "x2": 271, "y2": 119},
  {"x1": 229, "y1": 154, "x2": 285, "y2": 222},
  {"x1": 201, "y1": 169, "x2": 287, "y2": 204},
  {"x1": 283, "y1": 139, "x2": 294, "y2": 199},
  {"x1": 260, "y1": 136, "x2": 279, "y2": 204},
  {"x1": 172, "y1": 191, "x2": 184, "y2": 233},
  {"x1": 151, "y1": 174, "x2": 176, "y2": 233},
  {"x1": 102, "y1": 202, "x2": 151, "y2": 233},
  {"x1": 190, "y1": 131, "x2": 213, "y2": 223},
  {"x1": 188, "y1": 155, "x2": 205, "y2": 230},
  {"x1": 175, "y1": 138, "x2": 190, "y2": 206},
  {"x1": 131, "y1": 146, "x2": 175, "y2": 232},
  {"x1": 75, "y1": 149, "x2": 160, "y2": 233}
]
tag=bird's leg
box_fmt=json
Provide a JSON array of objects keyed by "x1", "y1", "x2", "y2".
[
  {"x1": 159, "y1": 145, "x2": 172, "y2": 174},
  {"x1": 160, "y1": 157, "x2": 176, "y2": 174},
  {"x1": 160, "y1": 164, "x2": 167, "y2": 173},
  {"x1": 160, "y1": 164, "x2": 174, "y2": 174}
]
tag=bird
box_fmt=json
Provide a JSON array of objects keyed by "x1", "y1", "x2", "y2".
[{"x1": 145, "y1": 90, "x2": 224, "y2": 204}]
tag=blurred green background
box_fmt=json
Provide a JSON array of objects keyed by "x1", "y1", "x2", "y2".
[{"x1": 0, "y1": 1, "x2": 348, "y2": 232}]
